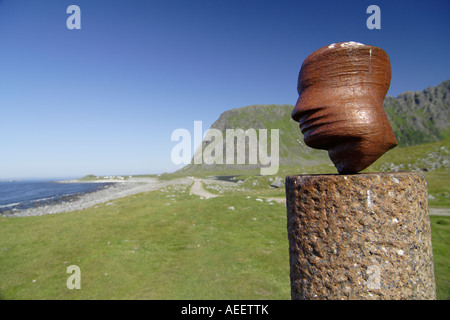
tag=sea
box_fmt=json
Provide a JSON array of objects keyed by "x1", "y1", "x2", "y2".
[{"x1": 0, "y1": 180, "x2": 113, "y2": 214}]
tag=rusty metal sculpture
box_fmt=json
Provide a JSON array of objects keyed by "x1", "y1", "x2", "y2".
[{"x1": 291, "y1": 41, "x2": 397, "y2": 174}]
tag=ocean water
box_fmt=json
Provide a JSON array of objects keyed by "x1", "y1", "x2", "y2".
[{"x1": 0, "y1": 180, "x2": 113, "y2": 214}]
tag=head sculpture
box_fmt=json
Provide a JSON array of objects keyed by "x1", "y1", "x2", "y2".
[{"x1": 292, "y1": 41, "x2": 398, "y2": 174}]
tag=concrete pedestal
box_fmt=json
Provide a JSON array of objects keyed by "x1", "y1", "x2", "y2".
[{"x1": 285, "y1": 172, "x2": 436, "y2": 300}]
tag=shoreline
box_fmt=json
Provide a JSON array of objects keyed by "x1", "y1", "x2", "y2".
[
  {"x1": 53, "y1": 179, "x2": 133, "y2": 184},
  {"x1": 1, "y1": 177, "x2": 192, "y2": 218},
  {"x1": 3, "y1": 176, "x2": 448, "y2": 218},
  {"x1": 0, "y1": 181, "x2": 115, "y2": 214}
]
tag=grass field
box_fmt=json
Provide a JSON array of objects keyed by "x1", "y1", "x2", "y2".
[
  {"x1": 1, "y1": 140, "x2": 449, "y2": 300},
  {"x1": 0, "y1": 184, "x2": 290, "y2": 299},
  {"x1": 0, "y1": 177, "x2": 449, "y2": 300},
  {"x1": 431, "y1": 216, "x2": 450, "y2": 300}
]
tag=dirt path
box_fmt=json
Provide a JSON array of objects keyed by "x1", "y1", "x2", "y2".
[
  {"x1": 429, "y1": 207, "x2": 450, "y2": 216},
  {"x1": 189, "y1": 179, "x2": 220, "y2": 199}
]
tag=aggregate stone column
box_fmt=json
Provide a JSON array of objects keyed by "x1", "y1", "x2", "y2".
[{"x1": 285, "y1": 172, "x2": 436, "y2": 300}]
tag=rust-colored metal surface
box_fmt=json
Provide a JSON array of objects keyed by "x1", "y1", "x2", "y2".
[{"x1": 291, "y1": 41, "x2": 398, "y2": 174}]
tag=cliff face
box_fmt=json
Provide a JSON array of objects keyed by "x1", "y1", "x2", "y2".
[{"x1": 384, "y1": 79, "x2": 450, "y2": 146}]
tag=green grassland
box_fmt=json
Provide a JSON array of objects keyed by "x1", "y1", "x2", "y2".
[
  {"x1": 0, "y1": 177, "x2": 449, "y2": 299},
  {"x1": 431, "y1": 216, "x2": 450, "y2": 300},
  {"x1": 1, "y1": 139, "x2": 449, "y2": 300},
  {"x1": 0, "y1": 185, "x2": 290, "y2": 300}
]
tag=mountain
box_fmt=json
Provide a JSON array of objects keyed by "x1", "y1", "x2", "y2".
[
  {"x1": 384, "y1": 79, "x2": 450, "y2": 146},
  {"x1": 178, "y1": 104, "x2": 330, "y2": 174},
  {"x1": 179, "y1": 79, "x2": 450, "y2": 174}
]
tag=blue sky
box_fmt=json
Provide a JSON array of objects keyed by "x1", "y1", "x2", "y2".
[{"x1": 0, "y1": 0, "x2": 449, "y2": 179}]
